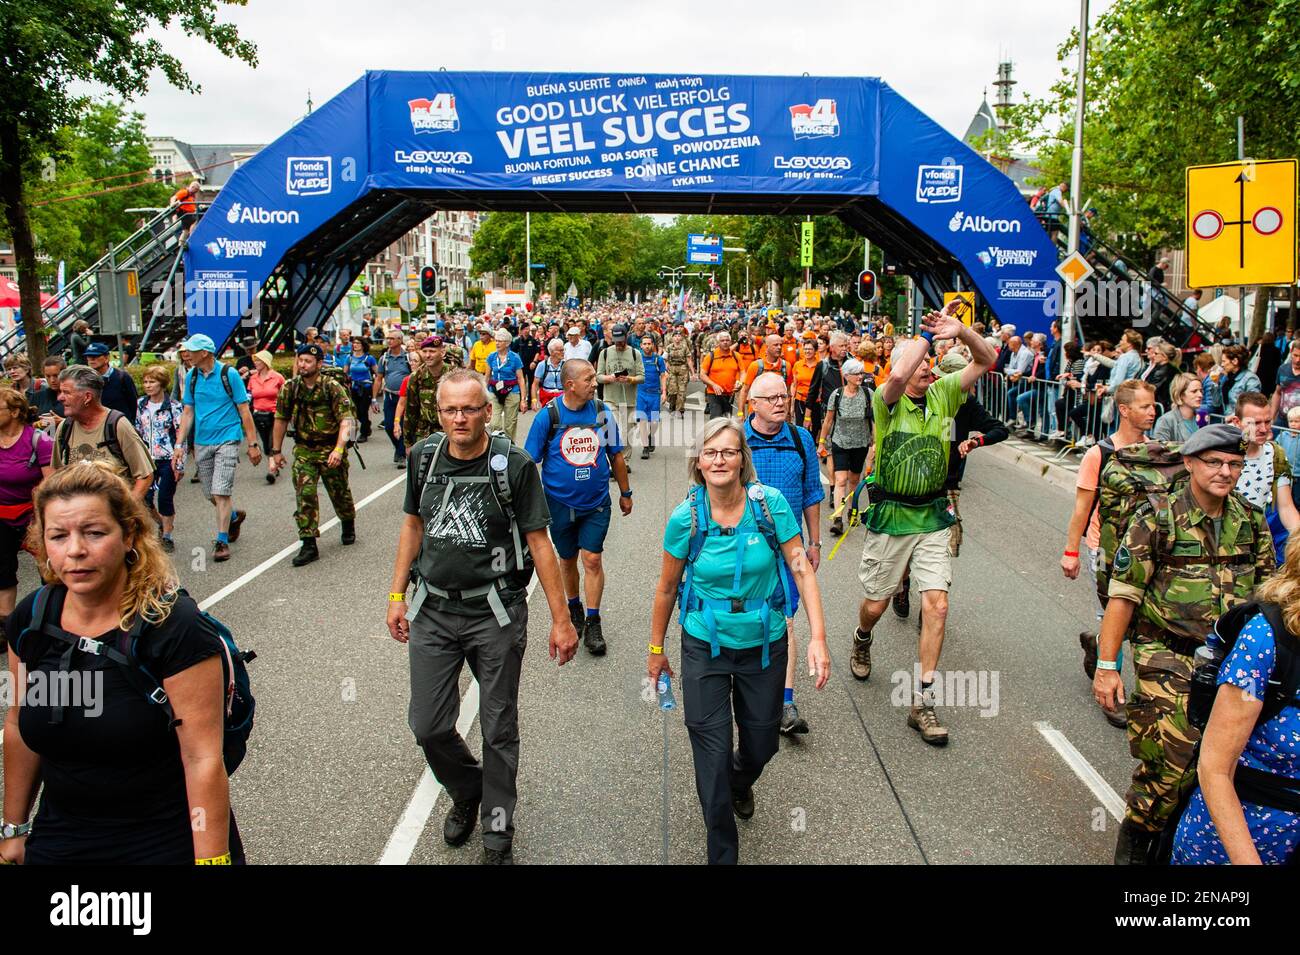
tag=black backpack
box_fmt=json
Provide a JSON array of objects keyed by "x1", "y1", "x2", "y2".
[
  {"x1": 56, "y1": 410, "x2": 126, "y2": 469},
  {"x1": 15, "y1": 584, "x2": 256, "y2": 775}
]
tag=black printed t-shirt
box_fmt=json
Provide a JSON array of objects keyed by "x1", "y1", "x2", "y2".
[
  {"x1": 6, "y1": 589, "x2": 221, "y2": 863},
  {"x1": 403, "y1": 439, "x2": 551, "y2": 602}
]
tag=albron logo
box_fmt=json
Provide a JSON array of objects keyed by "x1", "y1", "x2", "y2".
[
  {"x1": 947, "y1": 211, "x2": 1022, "y2": 234},
  {"x1": 225, "y1": 202, "x2": 300, "y2": 225}
]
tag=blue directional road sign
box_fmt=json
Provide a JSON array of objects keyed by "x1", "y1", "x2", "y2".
[{"x1": 686, "y1": 233, "x2": 723, "y2": 265}]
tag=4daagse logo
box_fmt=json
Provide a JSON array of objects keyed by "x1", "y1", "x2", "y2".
[
  {"x1": 409, "y1": 94, "x2": 460, "y2": 134},
  {"x1": 789, "y1": 99, "x2": 839, "y2": 139},
  {"x1": 285, "y1": 157, "x2": 331, "y2": 196}
]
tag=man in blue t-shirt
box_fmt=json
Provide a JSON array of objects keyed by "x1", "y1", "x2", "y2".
[
  {"x1": 744, "y1": 370, "x2": 825, "y2": 735},
  {"x1": 171, "y1": 333, "x2": 262, "y2": 563},
  {"x1": 636, "y1": 336, "x2": 666, "y2": 460},
  {"x1": 524, "y1": 358, "x2": 632, "y2": 656}
]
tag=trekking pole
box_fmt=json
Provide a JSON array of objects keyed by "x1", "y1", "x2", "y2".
[{"x1": 657, "y1": 673, "x2": 676, "y2": 865}]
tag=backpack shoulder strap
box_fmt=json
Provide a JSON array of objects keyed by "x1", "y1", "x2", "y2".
[
  {"x1": 56, "y1": 417, "x2": 72, "y2": 463},
  {"x1": 417, "y1": 431, "x2": 449, "y2": 488},
  {"x1": 28, "y1": 426, "x2": 41, "y2": 470},
  {"x1": 488, "y1": 433, "x2": 514, "y2": 508},
  {"x1": 785, "y1": 421, "x2": 809, "y2": 470},
  {"x1": 221, "y1": 362, "x2": 237, "y2": 399},
  {"x1": 102, "y1": 410, "x2": 125, "y2": 464},
  {"x1": 685, "y1": 485, "x2": 708, "y2": 563},
  {"x1": 547, "y1": 399, "x2": 561, "y2": 441},
  {"x1": 14, "y1": 584, "x2": 57, "y2": 660}
]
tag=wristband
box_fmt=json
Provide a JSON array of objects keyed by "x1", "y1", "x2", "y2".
[
  {"x1": 389, "y1": 592, "x2": 407, "y2": 602},
  {"x1": 976, "y1": 434, "x2": 986, "y2": 448},
  {"x1": 1063, "y1": 550, "x2": 1079, "y2": 558},
  {"x1": 334, "y1": 446, "x2": 345, "y2": 454},
  {"x1": 648, "y1": 644, "x2": 664, "y2": 655},
  {"x1": 1095, "y1": 659, "x2": 1120, "y2": 672},
  {"x1": 195, "y1": 852, "x2": 232, "y2": 865}
]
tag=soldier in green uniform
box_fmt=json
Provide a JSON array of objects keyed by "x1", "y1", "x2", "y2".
[
  {"x1": 270, "y1": 343, "x2": 358, "y2": 567},
  {"x1": 1094, "y1": 423, "x2": 1275, "y2": 863},
  {"x1": 664, "y1": 324, "x2": 694, "y2": 417},
  {"x1": 401, "y1": 336, "x2": 455, "y2": 454}
]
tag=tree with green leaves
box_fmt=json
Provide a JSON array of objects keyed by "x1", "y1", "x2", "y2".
[
  {"x1": 0, "y1": 0, "x2": 257, "y2": 365},
  {"x1": 998, "y1": 0, "x2": 1300, "y2": 338}
]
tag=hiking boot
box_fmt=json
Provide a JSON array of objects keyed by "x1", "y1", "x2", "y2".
[
  {"x1": 568, "y1": 602, "x2": 584, "y2": 633},
  {"x1": 190, "y1": 473, "x2": 201, "y2": 483},
  {"x1": 213, "y1": 541, "x2": 231, "y2": 562},
  {"x1": 292, "y1": 538, "x2": 319, "y2": 567},
  {"x1": 583, "y1": 615, "x2": 607, "y2": 656},
  {"x1": 908, "y1": 703, "x2": 949, "y2": 746},
  {"x1": 850, "y1": 628, "x2": 873, "y2": 681},
  {"x1": 483, "y1": 845, "x2": 514, "y2": 865},
  {"x1": 443, "y1": 798, "x2": 479, "y2": 847},
  {"x1": 780, "y1": 701, "x2": 809, "y2": 735},
  {"x1": 648, "y1": 441, "x2": 656, "y2": 453},
  {"x1": 161, "y1": 537, "x2": 175, "y2": 554},
  {"x1": 396, "y1": 458, "x2": 407, "y2": 470},
  {"x1": 341, "y1": 520, "x2": 356, "y2": 545},
  {"x1": 892, "y1": 587, "x2": 910, "y2": 619},
  {"x1": 1080, "y1": 631, "x2": 1099, "y2": 681},
  {"x1": 1103, "y1": 703, "x2": 1128, "y2": 729},
  {"x1": 227, "y1": 509, "x2": 247, "y2": 543},
  {"x1": 1114, "y1": 819, "x2": 1157, "y2": 865},
  {"x1": 265, "y1": 471, "x2": 277, "y2": 484},
  {"x1": 731, "y1": 786, "x2": 755, "y2": 820},
  {"x1": 829, "y1": 515, "x2": 844, "y2": 536},
  {"x1": 640, "y1": 447, "x2": 650, "y2": 460}
]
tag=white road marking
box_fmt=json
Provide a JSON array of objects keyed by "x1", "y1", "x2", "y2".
[
  {"x1": 197, "y1": 473, "x2": 407, "y2": 613},
  {"x1": 376, "y1": 576, "x2": 541, "y2": 864},
  {"x1": 1034, "y1": 721, "x2": 1125, "y2": 821},
  {"x1": 378, "y1": 680, "x2": 480, "y2": 866}
]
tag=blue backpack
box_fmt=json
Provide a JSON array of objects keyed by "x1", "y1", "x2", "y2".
[
  {"x1": 16, "y1": 585, "x2": 256, "y2": 775},
  {"x1": 677, "y1": 482, "x2": 792, "y2": 667}
]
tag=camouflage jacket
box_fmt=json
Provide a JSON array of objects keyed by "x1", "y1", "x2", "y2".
[
  {"x1": 403, "y1": 363, "x2": 450, "y2": 444},
  {"x1": 1108, "y1": 480, "x2": 1275, "y2": 645},
  {"x1": 276, "y1": 374, "x2": 352, "y2": 447},
  {"x1": 665, "y1": 336, "x2": 691, "y2": 368}
]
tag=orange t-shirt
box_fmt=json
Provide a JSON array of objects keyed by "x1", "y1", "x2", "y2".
[
  {"x1": 1076, "y1": 444, "x2": 1106, "y2": 550},
  {"x1": 172, "y1": 187, "x2": 196, "y2": 214},
  {"x1": 743, "y1": 356, "x2": 794, "y2": 389},
  {"x1": 781, "y1": 340, "x2": 800, "y2": 367},
  {"x1": 702, "y1": 349, "x2": 742, "y2": 395},
  {"x1": 793, "y1": 358, "x2": 818, "y2": 402},
  {"x1": 733, "y1": 343, "x2": 757, "y2": 375}
]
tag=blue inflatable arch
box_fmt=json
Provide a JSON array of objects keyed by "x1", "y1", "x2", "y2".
[{"x1": 186, "y1": 71, "x2": 1059, "y2": 344}]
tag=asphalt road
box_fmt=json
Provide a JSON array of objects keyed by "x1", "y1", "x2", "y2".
[{"x1": 1, "y1": 385, "x2": 1139, "y2": 865}]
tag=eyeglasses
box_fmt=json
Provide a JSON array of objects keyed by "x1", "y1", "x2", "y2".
[
  {"x1": 751, "y1": 394, "x2": 788, "y2": 404},
  {"x1": 699, "y1": 448, "x2": 742, "y2": 462},
  {"x1": 1196, "y1": 455, "x2": 1244, "y2": 473},
  {"x1": 439, "y1": 404, "x2": 488, "y2": 419}
]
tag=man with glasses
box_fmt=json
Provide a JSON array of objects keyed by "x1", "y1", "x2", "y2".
[
  {"x1": 744, "y1": 372, "x2": 823, "y2": 734},
  {"x1": 376, "y1": 329, "x2": 412, "y2": 468},
  {"x1": 1094, "y1": 423, "x2": 1275, "y2": 864},
  {"x1": 388, "y1": 369, "x2": 577, "y2": 864}
]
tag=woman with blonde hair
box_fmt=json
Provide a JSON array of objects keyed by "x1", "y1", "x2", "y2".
[
  {"x1": 647, "y1": 417, "x2": 829, "y2": 864},
  {"x1": 1, "y1": 462, "x2": 241, "y2": 864},
  {"x1": 0, "y1": 389, "x2": 52, "y2": 640},
  {"x1": 1171, "y1": 534, "x2": 1300, "y2": 865},
  {"x1": 1150, "y1": 373, "x2": 1203, "y2": 444}
]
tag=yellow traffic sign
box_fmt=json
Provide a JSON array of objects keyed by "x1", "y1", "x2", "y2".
[
  {"x1": 1186, "y1": 159, "x2": 1297, "y2": 287},
  {"x1": 798, "y1": 288, "x2": 821, "y2": 309},
  {"x1": 1056, "y1": 250, "x2": 1094, "y2": 290},
  {"x1": 943, "y1": 291, "x2": 975, "y2": 326}
]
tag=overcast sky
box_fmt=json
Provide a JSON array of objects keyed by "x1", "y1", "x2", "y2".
[{"x1": 128, "y1": 0, "x2": 1106, "y2": 145}]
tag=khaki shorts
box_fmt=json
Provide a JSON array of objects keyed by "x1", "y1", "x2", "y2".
[{"x1": 858, "y1": 527, "x2": 953, "y2": 601}]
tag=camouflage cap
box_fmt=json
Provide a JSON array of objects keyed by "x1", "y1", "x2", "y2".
[{"x1": 1180, "y1": 423, "x2": 1247, "y2": 457}]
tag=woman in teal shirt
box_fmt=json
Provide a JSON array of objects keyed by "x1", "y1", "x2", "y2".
[{"x1": 647, "y1": 417, "x2": 829, "y2": 864}]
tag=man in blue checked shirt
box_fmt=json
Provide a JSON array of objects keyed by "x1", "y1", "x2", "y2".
[{"x1": 743, "y1": 371, "x2": 825, "y2": 734}]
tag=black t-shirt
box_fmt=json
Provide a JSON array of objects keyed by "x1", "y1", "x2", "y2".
[
  {"x1": 6, "y1": 589, "x2": 221, "y2": 863},
  {"x1": 403, "y1": 439, "x2": 551, "y2": 605}
]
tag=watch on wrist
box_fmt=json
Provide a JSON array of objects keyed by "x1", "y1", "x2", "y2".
[
  {"x1": 809, "y1": 541, "x2": 822, "y2": 549},
  {"x1": 270, "y1": 448, "x2": 281, "y2": 456},
  {"x1": 620, "y1": 489, "x2": 633, "y2": 498},
  {"x1": 1, "y1": 820, "x2": 32, "y2": 839}
]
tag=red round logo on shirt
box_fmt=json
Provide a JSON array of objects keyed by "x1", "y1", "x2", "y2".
[{"x1": 559, "y1": 426, "x2": 600, "y2": 467}]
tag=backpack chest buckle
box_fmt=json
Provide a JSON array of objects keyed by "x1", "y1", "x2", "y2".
[
  {"x1": 729, "y1": 597, "x2": 747, "y2": 614},
  {"x1": 77, "y1": 636, "x2": 105, "y2": 655}
]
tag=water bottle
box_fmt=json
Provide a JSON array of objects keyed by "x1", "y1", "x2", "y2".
[
  {"x1": 1187, "y1": 643, "x2": 1221, "y2": 731},
  {"x1": 656, "y1": 673, "x2": 676, "y2": 711}
]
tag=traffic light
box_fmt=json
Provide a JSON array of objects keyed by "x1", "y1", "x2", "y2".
[
  {"x1": 856, "y1": 269, "x2": 878, "y2": 303},
  {"x1": 420, "y1": 266, "x2": 437, "y2": 297}
]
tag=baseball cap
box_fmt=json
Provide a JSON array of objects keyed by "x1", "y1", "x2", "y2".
[
  {"x1": 84, "y1": 342, "x2": 110, "y2": 357},
  {"x1": 296, "y1": 343, "x2": 325, "y2": 360},
  {"x1": 566, "y1": 326, "x2": 582, "y2": 336},
  {"x1": 179, "y1": 334, "x2": 216, "y2": 353},
  {"x1": 611, "y1": 324, "x2": 628, "y2": 342}
]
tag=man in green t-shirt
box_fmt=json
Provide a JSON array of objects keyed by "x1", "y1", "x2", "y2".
[{"x1": 850, "y1": 302, "x2": 997, "y2": 746}]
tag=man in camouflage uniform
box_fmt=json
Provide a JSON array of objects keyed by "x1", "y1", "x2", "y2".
[
  {"x1": 664, "y1": 325, "x2": 693, "y2": 416},
  {"x1": 402, "y1": 336, "x2": 455, "y2": 453},
  {"x1": 1093, "y1": 423, "x2": 1275, "y2": 864},
  {"x1": 270, "y1": 343, "x2": 358, "y2": 567}
]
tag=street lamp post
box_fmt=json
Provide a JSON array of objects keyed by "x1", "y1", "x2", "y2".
[{"x1": 1062, "y1": 0, "x2": 1089, "y2": 376}]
